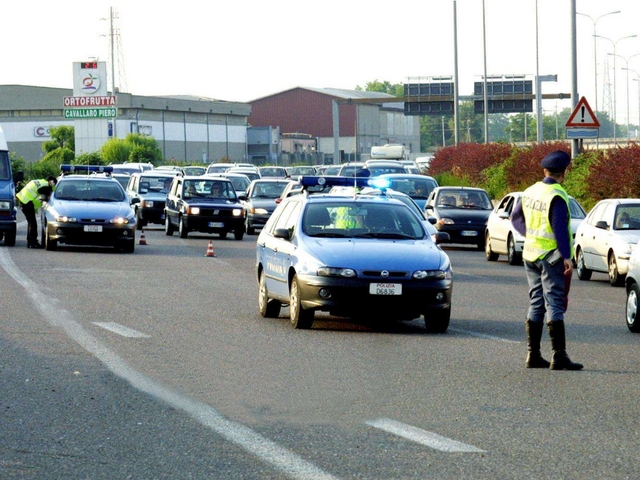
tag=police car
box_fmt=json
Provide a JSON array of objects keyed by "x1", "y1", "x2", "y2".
[
  {"x1": 256, "y1": 176, "x2": 453, "y2": 331},
  {"x1": 41, "y1": 165, "x2": 139, "y2": 252}
]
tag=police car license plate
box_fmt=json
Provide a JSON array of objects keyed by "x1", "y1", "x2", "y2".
[
  {"x1": 84, "y1": 225, "x2": 102, "y2": 232},
  {"x1": 369, "y1": 283, "x2": 402, "y2": 295},
  {"x1": 208, "y1": 222, "x2": 224, "y2": 228},
  {"x1": 461, "y1": 230, "x2": 477, "y2": 236}
]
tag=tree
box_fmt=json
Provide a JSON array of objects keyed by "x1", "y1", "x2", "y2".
[
  {"x1": 124, "y1": 133, "x2": 163, "y2": 165},
  {"x1": 356, "y1": 80, "x2": 403, "y2": 97},
  {"x1": 101, "y1": 138, "x2": 131, "y2": 164},
  {"x1": 42, "y1": 125, "x2": 74, "y2": 153}
]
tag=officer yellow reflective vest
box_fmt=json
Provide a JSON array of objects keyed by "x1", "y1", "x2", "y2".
[
  {"x1": 521, "y1": 182, "x2": 574, "y2": 262},
  {"x1": 16, "y1": 179, "x2": 52, "y2": 210}
]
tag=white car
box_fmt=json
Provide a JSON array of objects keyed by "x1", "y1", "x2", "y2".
[
  {"x1": 625, "y1": 240, "x2": 640, "y2": 332},
  {"x1": 485, "y1": 191, "x2": 586, "y2": 265},
  {"x1": 575, "y1": 199, "x2": 640, "y2": 286}
]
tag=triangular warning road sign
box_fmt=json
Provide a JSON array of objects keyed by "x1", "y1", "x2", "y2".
[{"x1": 566, "y1": 96, "x2": 600, "y2": 127}]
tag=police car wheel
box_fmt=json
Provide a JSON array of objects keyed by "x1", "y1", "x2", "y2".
[
  {"x1": 259, "y1": 272, "x2": 281, "y2": 318},
  {"x1": 290, "y1": 275, "x2": 313, "y2": 329},
  {"x1": 424, "y1": 307, "x2": 450, "y2": 333}
]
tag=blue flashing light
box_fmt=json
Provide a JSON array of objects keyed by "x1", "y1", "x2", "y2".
[
  {"x1": 369, "y1": 177, "x2": 391, "y2": 190},
  {"x1": 60, "y1": 164, "x2": 114, "y2": 174}
]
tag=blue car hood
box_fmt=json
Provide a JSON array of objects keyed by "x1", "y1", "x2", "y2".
[
  {"x1": 302, "y1": 237, "x2": 447, "y2": 270},
  {"x1": 51, "y1": 200, "x2": 133, "y2": 218}
]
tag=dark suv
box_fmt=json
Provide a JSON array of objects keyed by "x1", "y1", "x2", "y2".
[
  {"x1": 164, "y1": 176, "x2": 246, "y2": 240},
  {"x1": 126, "y1": 171, "x2": 177, "y2": 227}
]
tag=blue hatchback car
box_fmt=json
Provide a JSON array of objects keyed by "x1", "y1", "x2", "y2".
[{"x1": 256, "y1": 176, "x2": 453, "y2": 331}]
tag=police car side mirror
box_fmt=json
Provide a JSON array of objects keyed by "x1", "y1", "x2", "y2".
[{"x1": 274, "y1": 228, "x2": 291, "y2": 240}]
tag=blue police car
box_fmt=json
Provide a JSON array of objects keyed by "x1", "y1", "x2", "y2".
[
  {"x1": 41, "y1": 165, "x2": 139, "y2": 252},
  {"x1": 256, "y1": 176, "x2": 453, "y2": 331}
]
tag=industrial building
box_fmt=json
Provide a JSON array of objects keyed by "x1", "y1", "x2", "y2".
[
  {"x1": 0, "y1": 85, "x2": 250, "y2": 163},
  {"x1": 248, "y1": 87, "x2": 420, "y2": 163},
  {"x1": 0, "y1": 85, "x2": 421, "y2": 166}
]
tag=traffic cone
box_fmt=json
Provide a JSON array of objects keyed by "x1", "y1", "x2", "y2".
[
  {"x1": 139, "y1": 229, "x2": 147, "y2": 245},
  {"x1": 204, "y1": 240, "x2": 216, "y2": 257}
]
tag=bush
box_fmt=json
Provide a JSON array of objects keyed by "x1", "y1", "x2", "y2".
[{"x1": 585, "y1": 144, "x2": 640, "y2": 202}]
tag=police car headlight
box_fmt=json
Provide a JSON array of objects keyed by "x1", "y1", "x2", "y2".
[
  {"x1": 413, "y1": 266, "x2": 453, "y2": 280},
  {"x1": 56, "y1": 215, "x2": 77, "y2": 223},
  {"x1": 317, "y1": 267, "x2": 357, "y2": 278},
  {"x1": 0, "y1": 201, "x2": 10, "y2": 210},
  {"x1": 189, "y1": 207, "x2": 200, "y2": 215},
  {"x1": 109, "y1": 217, "x2": 130, "y2": 225},
  {"x1": 232, "y1": 208, "x2": 244, "y2": 217}
]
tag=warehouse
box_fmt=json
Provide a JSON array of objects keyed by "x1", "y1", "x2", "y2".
[{"x1": 0, "y1": 85, "x2": 250, "y2": 163}]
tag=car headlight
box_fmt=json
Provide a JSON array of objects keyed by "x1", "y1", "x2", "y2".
[
  {"x1": 317, "y1": 267, "x2": 357, "y2": 278},
  {"x1": 413, "y1": 264, "x2": 453, "y2": 280},
  {"x1": 438, "y1": 217, "x2": 455, "y2": 225},
  {"x1": 143, "y1": 200, "x2": 154, "y2": 208},
  {"x1": 0, "y1": 201, "x2": 10, "y2": 210},
  {"x1": 232, "y1": 208, "x2": 244, "y2": 217},
  {"x1": 254, "y1": 208, "x2": 268, "y2": 215},
  {"x1": 56, "y1": 215, "x2": 77, "y2": 222},
  {"x1": 188, "y1": 207, "x2": 200, "y2": 215},
  {"x1": 109, "y1": 217, "x2": 130, "y2": 225}
]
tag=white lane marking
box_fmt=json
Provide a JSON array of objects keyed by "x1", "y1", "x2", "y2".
[
  {"x1": 0, "y1": 249, "x2": 336, "y2": 480},
  {"x1": 93, "y1": 322, "x2": 150, "y2": 338},
  {"x1": 449, "y1": 327, "x2": 521, "y2": 343},
  {"x1": 366, "y1": 418, "x2": 485, "y2": 453}
]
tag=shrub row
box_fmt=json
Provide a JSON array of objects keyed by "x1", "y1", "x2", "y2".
[{"x1": 428, "y1": 142, "x2": 640, "y2": 211}]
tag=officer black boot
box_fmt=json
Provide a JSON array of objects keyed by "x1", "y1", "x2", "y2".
[
  {"x1": 525, "y1": 319, "x2": 550, "y2": 368},
  {"x1": 547, "y1": 320, "x2": 583, "y2": 371}
]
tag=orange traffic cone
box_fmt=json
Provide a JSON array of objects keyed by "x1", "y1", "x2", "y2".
[
  {"x1": 204, "y1": 240, "x2": 216, "y2": 257},
  {"x1": 139, "y1": 229, "x2": 147, "y2": 245}
]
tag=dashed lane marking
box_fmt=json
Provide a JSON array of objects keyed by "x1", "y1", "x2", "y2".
[
  {"x1": 366, "y1": 418, "x2": 485, "y2": 453},
  {"x1": 93, "y1": 322, "x2": 151, "y2": 338}
]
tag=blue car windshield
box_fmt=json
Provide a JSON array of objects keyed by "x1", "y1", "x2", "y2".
[
  {"x1": 303, "y1": 202, "x2": 426, "y2": 239},
  {"x1": 56, "y1": 180, "x2": 125, "y2": 202}
]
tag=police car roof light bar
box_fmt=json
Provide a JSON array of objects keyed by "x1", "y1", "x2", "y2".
[{"x1": 60, "y1": 164, "x2": 114, "y2": 175}]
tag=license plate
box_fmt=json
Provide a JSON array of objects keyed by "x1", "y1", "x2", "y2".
[
  {"x1": 461, "y1": 230, "x2": 478, "y2": 236},
  {"x1": 84, "y1": 225, "x2": 103, "y2": 232},
  {"x1": 208, "y1": 222, "x2": 224, "y2": 228},
  {"x1": 369, "y1": 283, "x2": 402, "y2": 295}
]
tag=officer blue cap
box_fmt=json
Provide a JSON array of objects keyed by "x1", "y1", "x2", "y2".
[{"x1": 541, "y1": 150, "x2": 571, "y2": 172}]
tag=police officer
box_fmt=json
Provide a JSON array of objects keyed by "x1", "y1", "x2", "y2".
[
  {"x1": 16, "y1": 176, "x2": 57, "y2": 249},
  {"x1": 511, "y1": 151, "x2": 583, "y2": 371}
]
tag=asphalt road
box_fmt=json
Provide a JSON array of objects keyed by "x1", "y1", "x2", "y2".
[{"x1": 1, "y1": 219, "x2": 638, "y2": 479}]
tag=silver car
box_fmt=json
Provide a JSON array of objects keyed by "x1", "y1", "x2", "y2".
[
  {"x1": 575, "y1": 199, "x2": 640, "y2": 286},
  {"x1": 485, "y1": 191, "x2": 586, "y2": 265}
]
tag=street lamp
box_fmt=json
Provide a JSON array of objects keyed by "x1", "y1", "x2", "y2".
[
  {"x1": 595, "y1": 34, "x2": 637, "y2": 143},
  {"x1": 577, "y1": 10, "x2": 620, "y2": 115},
  {"x1": 622, "y1": 67, "x2": 640, "y2": 139},
  {"x1": 608, "y1": 52, "x2": 640, "y2": 142}
]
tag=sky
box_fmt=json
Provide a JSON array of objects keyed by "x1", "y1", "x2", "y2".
[{"x1": 3, "y1": 1, "x2": 640, "y2": 123}]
